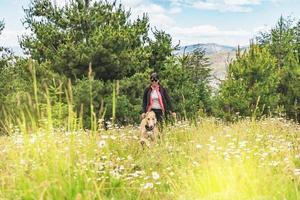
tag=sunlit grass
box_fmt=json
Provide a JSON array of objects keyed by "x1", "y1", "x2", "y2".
[
  {"x1": 0, "y1": 62, "x2": 299, "y2": 199},
  {"x1": 0, "y1": 118, "x2": 299, "y2": 199}
]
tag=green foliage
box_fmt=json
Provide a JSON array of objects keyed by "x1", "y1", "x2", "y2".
[
  {"x1": 0, "y1": 57, "x2": 70, "y2": 134},
  {"x1": 4, "y1": 0, "x2": 299, "y2": 128},
  {"x1": 21, "y1": 0, "x2": 154, "y2": 80},
  {"x1": 15, "y1": 0, "x2": 180, "y2": 127},
  {"x1": 161, "y1": 48, "x2": 213, "y2": 120},
  {"x1": 216, "y1": 16, "x2": 300, "y2": 122},
  {"x1": 71, "y1": 71, "x2": 148, "y2": 126},
  {"x1": 149, "y1": 29, "x2": 174, "y2": 72},
  {"x1": 215, "y1": 45, "x2": 280, "y2": 120},
  {"x1": 277, "y1": 55, "x2": 300, "y2": 121},
  {"x1": 256, "y1": 16, "x2": 300, "y2": 121},
  {"x1": 117, "y1": 71, "x2": 150, "y2": 122},
  {"x1": 73, "y1": 78, "x2": 106, "y2": 128}
]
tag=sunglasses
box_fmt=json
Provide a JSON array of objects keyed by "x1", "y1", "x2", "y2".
[{"x1": 151, "y1": 79, "x2": 158, "y2": 82}]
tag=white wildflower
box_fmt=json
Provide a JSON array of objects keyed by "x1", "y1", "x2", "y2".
[
  {"x1": 152, "y1": 171, "x2": 160, "y2": 180},
  {"x1": 15, "y1": 137, "x2": 24, "y2": 145},
  {"x1": 269, "y1": 161, "x2": 279, "y2": 167},
  {"x1": 294, "y1": 169, "x2": 300, "y2": 176},
  {"x1": 193, "y1": 161, "x2": 200, "y2": 166},
  {"x1": 269, "y1": 147, "x2": 278, "y2": 153},
  {"x1": 98, "y1": 163, "x2": 105, "y2": 171},
  {"x1": 262, "y1": 152, "x2": 269, "y2": 157},
  {"x1": 208, "y1": 145, "x2": 215, "y2": 151},
  {"x1": 101, "y1": 155, "x2": 107, "y2": 160},
  {"x1": 20, "y1": 159, "x2": 26, "y2": 165},
  {"x1": 110, "y1": 170, "x2": 121, "y2": 178},
  {"x1": 131, "y1": 170, "x2": 145, "y2": 178},
  {"x1": 239, "y1": 141, "x2": 247, "y2": 148},
  {"x1": 110, "y1": 135, "x2": 117, "y2": 140},
  {"x1": 97, "y1": 140, "x2": 106, "y2": 148},
  {"x1": 119, "y1": 165, "x2": 125, "y2": 171},
  {"x1": 29, "y1": 136, "x2": 36, "y2": 144},
  {"x1": 143, "y1": 182, "x2": 154, "y2": 189},
  {"x1": 217, "y1": 147, "x2": 222, "y2": 151},
  {"x1": 209, "y1": 136, "x2": 216, "y2": 143},
  {"x1": 101, "y1": 135, "x2": 109, "y2": 139}
]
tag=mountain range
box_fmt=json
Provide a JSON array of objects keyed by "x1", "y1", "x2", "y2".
[
  {"x1": 174, "y1": 43, "x2": 244, "y2": 87},
  {"x1": 173, "y1": 43, "x2": 238, "y2": 55}
]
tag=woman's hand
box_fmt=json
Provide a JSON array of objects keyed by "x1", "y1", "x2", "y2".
[{"x1": 171, "y1": 112, "x2": 176, "y2": 118}]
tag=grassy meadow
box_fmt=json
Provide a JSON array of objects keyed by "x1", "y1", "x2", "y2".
[
  {"x1": 0, "y1": 117, "x2": 299, "y2": 199},
  {"x1": 1, "y1": 1, "x2": 300, "y2": 199}
]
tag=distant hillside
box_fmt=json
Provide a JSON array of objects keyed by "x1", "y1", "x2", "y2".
[
  {"x1": 173, "y1": 43, "x2": 245, "y2": 88},
  {"x1": 173, "y1": 43, "x2": 237, "y2": 55}
]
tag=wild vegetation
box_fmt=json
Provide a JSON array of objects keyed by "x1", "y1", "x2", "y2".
[
  {"x1": 0, "y1": 0, "x2": 300, "y2": 199},
  {"x1": 0, "y1": 117, "x2": 299, "y2": 199}
]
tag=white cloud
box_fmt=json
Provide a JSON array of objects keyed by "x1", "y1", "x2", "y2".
[
  {"x1": 192, "y1": 0, "x2": 253, "y2": 12},
  {"x1": 0, "y1": 29, "x2": 30, "y2": 48},
  {"x1": 168, "y1": 7, "x2": 182, "y2": 14},
  {"x1": 118, "y1": 0, "x2": 258, "y2": 46},
  {"x1": 117, "y1": 0, "x2": 144, "y2": 7},
  {"x1": 253, "y1": 25, "x2": 272, "y2": 34},
  {"x1": 168, "y1": 0, "x2": 282, "y2": 13},
  {"x1": 171, "y1": 25, "x2": 250, "y2": 37},
  {"x1": 115, "y1": 0, "x2": 176, "y2": 29},
  {"x1": 169, "y1": 24, "x2": 259, "y2": 46},
  {"x1": 224, "y1": 0, "x2": 261, "y2": 6}
]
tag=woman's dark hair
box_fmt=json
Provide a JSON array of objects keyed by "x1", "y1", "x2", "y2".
[{"x1": 150, "y1": 72, "x2": 159, "y2": 80}]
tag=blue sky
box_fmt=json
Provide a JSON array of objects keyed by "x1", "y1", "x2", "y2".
[{"x1": 1, "y1": 0, "x2": 300, "y2": 53}]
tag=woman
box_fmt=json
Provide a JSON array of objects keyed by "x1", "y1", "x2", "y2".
[{"x1": 141, "y1": 72, "x2": 176, "y2": 123}]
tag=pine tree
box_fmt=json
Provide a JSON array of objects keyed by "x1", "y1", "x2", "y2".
[
  {"x1": 256, "y1": 16, "x2": 300, "y2": 121},
  {"x1": 216, "y1": 45, "x2": 279, "y2": 120},
  {"x1": 149, "y1": 29, "x2": 174, "y2": 72},
  {"x1": 21, "y1": 0, "x2": 152, "y2": 80}
]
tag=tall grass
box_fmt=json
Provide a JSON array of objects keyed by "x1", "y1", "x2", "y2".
[
  {"x1": 0, "y1": 118, "x2": 299, "y2": 199},
  {"x1": 29, "y1": 59, "x2": 40, "y2": 119},
  {"x1": 0, "y1": 60, "x2": 97, "y2": 135},
  {"x1": 0, "y1": 62, "x2": 299, "y2": 199},
  {"x1": 112, "y1": 80, "x2": 117, "y2": 125}
]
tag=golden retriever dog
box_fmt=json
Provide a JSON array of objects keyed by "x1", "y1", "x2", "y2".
[{"x1": 140, "y1": 111, "x2": 160, "y2": 148}]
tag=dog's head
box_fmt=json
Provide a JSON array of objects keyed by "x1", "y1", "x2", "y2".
[{"x1": 144, "y1": 111, "x2": 157, "y2": 131}]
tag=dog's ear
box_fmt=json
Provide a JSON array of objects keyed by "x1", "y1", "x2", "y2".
[{"x1": 141, "y1": 113, "x2": 146, "y2": 119}]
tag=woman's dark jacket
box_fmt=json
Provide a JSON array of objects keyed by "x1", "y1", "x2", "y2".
[{"x1": 142, "y1": 84, "x2": 174, "y2": 114}]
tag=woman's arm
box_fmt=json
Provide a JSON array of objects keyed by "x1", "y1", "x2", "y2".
[{"x1": 163, "y1": 88, "x2": 174, "y2": 113}]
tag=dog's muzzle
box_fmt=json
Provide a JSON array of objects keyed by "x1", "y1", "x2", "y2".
[{"x1": 145, "y1": 124, "x2": 154, "y2": 131}]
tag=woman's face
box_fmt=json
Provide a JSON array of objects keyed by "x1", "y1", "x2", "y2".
[{"x1": 151, "y1": 78, "x2": 159, "y2": 86}]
